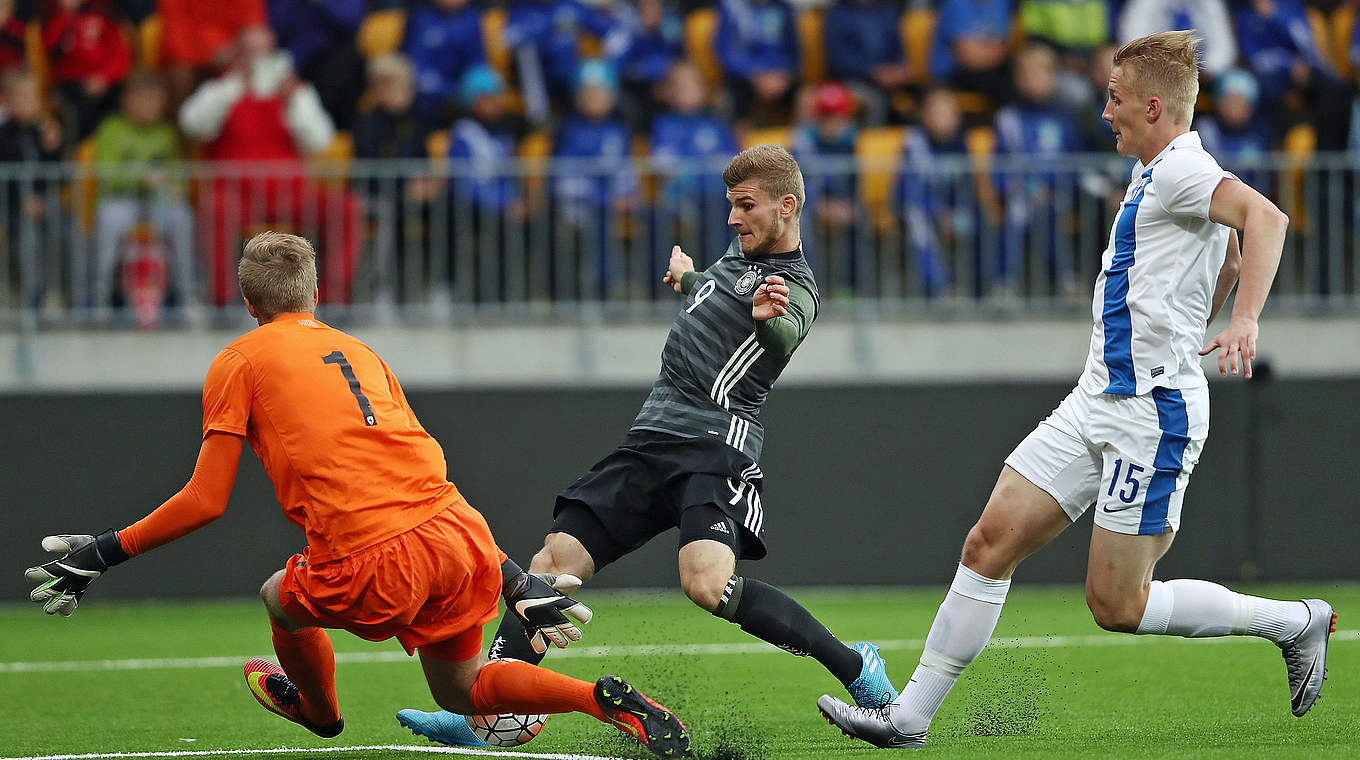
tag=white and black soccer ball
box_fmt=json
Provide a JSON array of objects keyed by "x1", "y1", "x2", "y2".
[{"x1": 468, "y1": 712, "x2": 548, "y2": 747}]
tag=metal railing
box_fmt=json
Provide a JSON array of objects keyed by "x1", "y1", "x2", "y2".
[{"x1": 0, "y1": 152, "x2": 1355, "y2": 330}]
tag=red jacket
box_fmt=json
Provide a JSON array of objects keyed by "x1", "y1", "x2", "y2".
[{"x1": 42, "y1": 5, "x2": 131, "y2": 85}]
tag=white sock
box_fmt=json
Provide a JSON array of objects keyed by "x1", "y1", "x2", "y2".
[
  {"x1": 1136, "y1": 579, "x2": 1309, "y2": 644},
  {"x1": 888, "y1": 564, "x2": 1010, "y2": 734}
]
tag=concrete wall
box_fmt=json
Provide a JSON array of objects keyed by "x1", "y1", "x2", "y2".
[{"x1": 4, "y1": 377, "x2": 1356, "y2": 605}]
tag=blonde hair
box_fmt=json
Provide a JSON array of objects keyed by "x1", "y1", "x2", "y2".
[
  {"x1": 1112, "y1": 30, "x2": 1202, "y2": 125},
  {"x1": 238, "y1": 231, "x2": 318, "y2": 320},
  {"x1": 722, "y1": 144, "x2": 805, "y2": 218},
  {"x1": 368, "y1": 53, "x2": 413, "y2": 87}
]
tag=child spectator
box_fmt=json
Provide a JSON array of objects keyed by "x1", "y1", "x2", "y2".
[
  {"x1": 717, "y1": 0, "x2": 800, "y2": 126},
  {"x1": 552, "y1": 58, "x2": 636, "y2": 297},
  {"x1": 897, "y1": 88, "x2": 969, "y2": 297},
  {"x1": 1197, "y1": 68, "x2": 1275, "y2": 195},
  {"x1": 267, "y1": 0, "x2": 366, "y2": 130},
  {"x1": 0, "y1": 67, "x2": 67, "y2": 309},
  {"x1": 402, "y1": 0, "x2": 485, "y2": 130},
  {"x1": 992, "y1": 43, "x2": 1080, "y2": 295},
  {"x1": 42, "y1": 0, "x2": 132, "y2": 140},
  {"x1": 931, "y1": 0, "x2": 1013, "y2": 105},
  {"x1": 0, "y1": 0, "x2": 26, "y2": 79},
  {"x1": 1116, "y1": 0, "x2": 1235, "y2": 78},
  {"x1": 824, "y1": 0, "x2": 911, "y2": 125},
  {"x1": 793, "y1": 81, "x2": 861, "y2": 288},
  {"x1": 650, "y1": 60, "x2": 739, "y2": 260},
  {"x1": 615, "y1": 0, "x2": 683, "y2": 132},
  {"x1": 179, "y1": 26, "x2": 358, "y2": 307},
  {"x1": 505, "y1": 0, "x2": 623, "y2": 122},
  {"x1": 90, "y1": 70, "x2": 196, "y2": 315},
  {"x1": 157, "y1": 0, "x2": 266, "y2": 110},
  {"x1": 354, "y1": 53, "x2": 436, "y2": 303}
]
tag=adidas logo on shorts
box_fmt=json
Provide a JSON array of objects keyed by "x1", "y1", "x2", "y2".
[{"x1": 710, "y1": 521, "x2": 731, "y2": 535}]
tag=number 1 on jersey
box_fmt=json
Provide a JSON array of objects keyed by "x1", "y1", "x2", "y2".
[{"x1": 323, "y1": 350, "x2": 377, "y2": 426}]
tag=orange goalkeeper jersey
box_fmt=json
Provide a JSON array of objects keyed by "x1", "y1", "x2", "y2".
[{"x1": 202, "y1": 313, "x2": 460, "y2": 563}]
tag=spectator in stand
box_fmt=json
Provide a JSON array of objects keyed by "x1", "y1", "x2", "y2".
[
  {"x1": 505, "y1": 0, "x2": 624, "y2": 124},
  {"x1": 1196, "y1": 67, "x2": 1275, "y2": 196},
  {"x1": 402, "y1": 0, "x2": 485, "y2": 130},
  {"x1": 792, "y1": 81, "x2": 861, "y2": 289},
  {"x1": 1017, "y1": 0, "x2": 1109, "y2": 55},
  {"x1": 615, "y1": 0, "x2": 683, "y2": 132},
  {"x1": 354, "y1": 53, "x2": 436, "y2": 303},
  {"x1": 992, "y1": 43, "x2": 1080, "y2": 296},
  {"x1": 552, "y1": 58, "x2": 636, "y2": 298},
  {"x1": 179, "y1": 26, "x2": 358, "y2": 308},
  {"x1": 158, "y1": 0, "x2": 266, "y2": 110},
  {"x1": 824, "y1": 0, "x2": 911, "y2": 126},
  {"x1": 931, "y1": 0, "x2": 1014, "y2": 106},
  {"x1": 0, "y1": 67, "x2": 66, "y2": 310},
  {"x1": 896, "y1": 87, "x2": 969, "y2": 298},
  {"x1": 90, "y1": 70, "x2": 196, "y2": 315},
  {"x1": 0, "y1": 0, "x2": 26, "y2": 79},
  {"x1": 447, "y1": 63, "x2": 525, "y2": 301},
  {"x1": 1234, "y1": 0, "x2": 1348, "y2": 149},
  {"x1": 267, "y1": 0, "x2": 366, "y2": 131},
  {"x1": 650, "y1": 60, "x2": 739, "y2": 261},
  {"x1": 717, "y1": 0, "x2": 800, "y2": 126},
  {"x1": 1350, "y1": 16, "x2": 1360, "y2": 154},
  {"x1": 1116, "y1": 0, "x2": 1235, "y2": 78},
  {"x1": 41, "y1": 0, "x2": 132, "y2": 141}
]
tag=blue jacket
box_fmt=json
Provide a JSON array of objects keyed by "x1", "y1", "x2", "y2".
[
  {"x1": 994, "y1": 100, "x2": 1080, "y2": 194},
  {"x1": 896, "y1": 126, "x2": 969, "y2": 216},
  {"x1": 506, "y1": 1, "x2": 619, "y2": 93},
  {"x1": 553, "y1": 117, "x2": 636, "y2": 210},
  {"x1": 616, "y1": 11, "x2": 684, "y2": 87},
  {"x1": 1233, "y1": 0, "x2": 1330, "y2": 104},
  {"x1": 650, "y1": 111, "x2": 738, "y2": 202},
  {"x1": 448, "y1": 118, "x2": 520, "y2": 212},
  {"x1": 1197, "y1": 115, "x2": 1276, "y2": 194},
  {"x1": 716, "y1": 0, "x2": 800, "y2": 80},
  {"x1": 403, "y1": 3, "x2": 486, "y2": 106},
  {"x1": 824, "y1": 0, "x2": 905, "y2": 82},
  {"x1": 931, "y1": 0, "x2": 1012, "y2": 80},
  {"x1": 268, "y1": 0, "x2": 365, "y2": 70}
]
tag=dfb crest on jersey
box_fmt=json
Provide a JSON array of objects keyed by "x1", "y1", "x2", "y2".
[{"x1": 735, "y1": 268, "x2": 761, "y2": 295}]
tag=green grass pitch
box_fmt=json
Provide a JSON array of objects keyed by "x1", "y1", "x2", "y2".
[{"x1": 1, "y1": 583, "x2": 1356, "y2": 760}]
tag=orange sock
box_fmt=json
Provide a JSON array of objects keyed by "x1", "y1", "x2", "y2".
[
  {"x1": 469, "y1": 660, "x2": 606, "y2": 722},
  {"x1": 270, "y1": 622, "x2": 340, "y2": 725}
]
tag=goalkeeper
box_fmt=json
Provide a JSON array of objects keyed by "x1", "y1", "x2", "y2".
[{"x1": 22, "y1": 232, "x2": 690, "y2": 759}]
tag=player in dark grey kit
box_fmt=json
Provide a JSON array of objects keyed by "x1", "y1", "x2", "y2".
[{"x1": 396, "y1": 145, "x2": 898, "y2": 747}]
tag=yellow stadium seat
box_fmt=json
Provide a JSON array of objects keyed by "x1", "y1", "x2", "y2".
[
  {"x1": 965, "y1": 126, "x2": 1000, "y2": 221},
  {"x1": 25, "y1": 21, "x2": 48, "y2": 91},
  {"x1": 137, "y1": 14, "x2": 161, "y2": 68},
  {"x1": 798, "y1": 8, "x2": 826, "y2": 84},
  {"x1": 358, "y1": 9, "x2": 406, "y2": 60},
  {"x1": 76, "y1": 137, "x2": 98, "y2": 231},
  {"x1": 427, "y1": 129, "x2": 450, "y2": 160},
  {"x1": 1282, "y1": 123, "x2": 1316, "y2": 230},
  {"x1": 685, "y1": 8, "x2": 722, "y2": 85},
  {"x1": 483, "y1": 9, "x2": 512, "y2": 80},
  {"x1": 855, "y1": 126, "x2": 904, "y2": 227},
  {"x1": 323, "y1": 131, "x2": 354, "y2": 162},
  {"x1": 520, "y1": 130, "x2": 553, "y2": 198},
  {"x1": 1306, "y1": 7, "x2": 1333, "y2": 71},
  {"x1": 579, "y1": 34, "x2": 603, "y2": 59},
  {"x1": 741, "y1": 126, "x2": 794, "y2": 149},
  {"x1": 1334, "y1": 5, "x2": 1356, "y2": 81},
  {"x1": 901, "y1": 7, "x2": 935, "y2": 86}
]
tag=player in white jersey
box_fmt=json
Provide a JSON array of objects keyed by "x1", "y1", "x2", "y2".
[{"x1": 818, "y1": 31, "x2": 1336, "y2": 749}]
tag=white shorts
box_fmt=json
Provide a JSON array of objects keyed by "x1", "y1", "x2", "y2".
[{"x1": 1004, "y1": 384, "x2": 1209, "y2": 535}]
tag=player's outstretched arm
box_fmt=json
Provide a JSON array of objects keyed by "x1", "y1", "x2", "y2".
[
  {"x1": 500, "y1": 557, "x2": 593, "y2": 654},
  {"x1": 661, "y1": 245, "x2": 697, "y2": 295},
  {"x1": 24, "y1": 433, "x2": 244, "y2": 617},
  {"x1": 752, "y1": 275, "x2": 816, "y2": 356},
  {"x1": 1201, "y1": 178, "x2": 1288, "y2": 378}
]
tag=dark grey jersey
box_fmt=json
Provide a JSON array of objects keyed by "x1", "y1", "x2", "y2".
[{"x1": 630, "y1": 238, "x2": 820, "y2": 460}]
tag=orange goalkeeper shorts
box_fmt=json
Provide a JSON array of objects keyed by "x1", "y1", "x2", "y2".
[{"x1": 278, "y1": 498, "x2": 503, "y2": 660}]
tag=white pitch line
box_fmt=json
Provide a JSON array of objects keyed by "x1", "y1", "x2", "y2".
[
  {"x1": 0, "y1": 745, "x2": 627, "y2": 760},
  {"x1": 2, "y1": 630, "x2": 1355, "y2": 674}
]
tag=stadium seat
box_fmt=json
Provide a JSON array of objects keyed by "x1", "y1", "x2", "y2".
[
  {"x1": 900, "y1": 7, "x2": 935, "y2": 86},
  {"x1": 520, "y1": 130, "x2": 552, "y2": 198},
  {"x1": 358, "y1": 9, "x2": 406, "y2": 60},
  {"x1": 685, "y1": 8, "x2": 722, "y2": 85},
  {"x1": 75, "y1": 137, "x2": 98, "y2": 231},
  {"x1": 313, "y1": 132, "x2": 354, "y2": 189},
  {"x1": 483, "y1": 8, "x2": 512, "y2": 80},
  {"x1": 1333, "y1": 4, "x2": 1356, "y2": 81},
  {"x1": 427, "y1": 129, "x2": 450, "y2": 160},
  {"x1": 965, "y1": 125, "x2": 1001, "y2": 221},
  {"x1": 1306, "y1": 6, "x2": 1334, "y2": 72},
  {"x1": 137, "y1": 14, "x2": 161, "y2": 69},
  {"x1": 25, "y1": 21, "x2": 48, "y2": 92},
  {"x1": 855, "y1": 126, "x2": 905, "y2": 228},
  {"x1": 1282, "y1": 123, "x2": 1316, "y2": 230},
  {"x1": 741, "y1": 126, "x2": 794, "y2": 150},
  {"x1": 798, "y1": 8, "x2": 826, "y2": 84}
]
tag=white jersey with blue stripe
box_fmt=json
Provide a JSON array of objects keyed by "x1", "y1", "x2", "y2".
[{"x1": 1079, "y1": 131, "x2": 1233, "y2": 397}]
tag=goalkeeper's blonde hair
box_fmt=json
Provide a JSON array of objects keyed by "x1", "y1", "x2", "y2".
[
  {"x1": 1113, "y1": 30, "x2": 1202, "y2": 126},
  {"x1": 238, "y1": 231, "x2": 317, "y2": 321}
]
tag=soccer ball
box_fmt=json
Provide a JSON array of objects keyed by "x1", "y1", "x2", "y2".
[{"x1": 468, "y1": 712, "x2": 548, "y2": 746}]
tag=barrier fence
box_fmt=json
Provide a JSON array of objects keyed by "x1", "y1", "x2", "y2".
[{"x1": 0, "y1": 152, "x2": 1356, "y2": 329}]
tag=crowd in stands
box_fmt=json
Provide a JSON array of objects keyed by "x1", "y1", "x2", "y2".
[{"x1": 0, "y1": 0, "x2": 1357, "y2": 317}]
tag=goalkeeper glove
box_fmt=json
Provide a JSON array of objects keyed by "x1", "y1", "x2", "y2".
[
  {"x1": 23, "y1": 530, "x2": 128, "y2": 617},
  {"x1": 500, "y1": 558, "x2": 593, "y2": 654}
]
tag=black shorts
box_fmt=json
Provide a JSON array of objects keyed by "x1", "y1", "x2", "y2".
[{"x1": 551, "y1": 429, "x2": 767, "y2": 571}]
